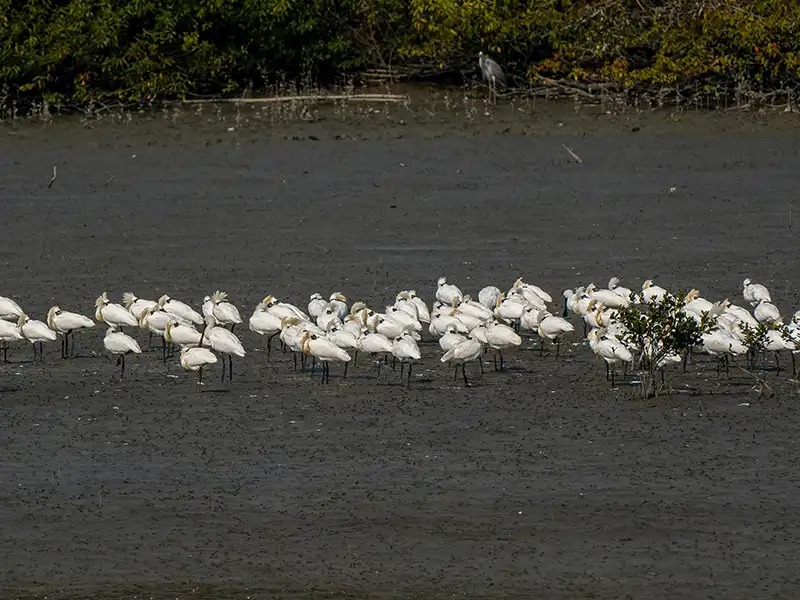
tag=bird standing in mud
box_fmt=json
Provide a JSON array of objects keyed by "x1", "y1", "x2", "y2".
[
  {"x1": 47, "y1": 306, "x2": 95, "y2": 359},
  {"x1": 103, "y1": 325, "x2": 141, "y2": 380},
  {"x1": 478, "y1": 51, "x2": 506, "y2": 105}
]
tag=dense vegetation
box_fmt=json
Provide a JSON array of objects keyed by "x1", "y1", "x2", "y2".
[{"x1": 2, "y1": 0, "x2": 799, "y2": 108}]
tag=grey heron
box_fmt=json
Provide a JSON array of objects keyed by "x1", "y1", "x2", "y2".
[{"x1": 478, "y1": 51, "x2": 506, "y2": 104}]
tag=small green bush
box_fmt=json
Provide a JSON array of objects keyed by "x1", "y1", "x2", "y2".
[{"x1": 2, "y1": 0, "x2": 799, "y2": 109}]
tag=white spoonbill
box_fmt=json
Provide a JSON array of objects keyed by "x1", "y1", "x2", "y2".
[
  {"x1": 392, "y1": 332, "x2": 421, "y2": 387},
  {"x1": 441, "y1": 334, "x2": 483, "y2": 385},
  {"x1": 139, "y1": 305, "x2": 175, "y2": 360},
  {"x1": 743, "y1": 278, "x2": 771, "y2": 307},
  {"x1": 512, "y1": 277, "x2": 553, "y2": 304},
  {"x1": 478, "y1": 286, "x2": 502, "y2": 310},
  {"x1": 47, "y1": 306, "x2": 95, "y2": 359},
  {"x1": 326, "y1": 322, "x2": 360, "y2": 372},
  {"x1": 436, "y1": 277, "x2": 463, "y2": 306},
  {"x1": 18, "y1": 314, "x2": 57, "y2": 363},
  {"x1": 158, "y1": 294, "x2": 203, "y2": 326},
  {"x1": 439, "y1": 324, "x2": 467, "y2": 355},
  {"x1": 0, "y1": 296, "x2": 24, "y2": 321},
  {"x1": 208, "y1": 290, "x2": 243, "y2": 331},
  {"x1": 165, "y1": 320, "x2": 202, "y2": 349},
  {"x1": 700, "y1": 328, "x2": 747, "y2": 377},
  {"x1": 179, "y1": 346, "x2": 218, "y2": 384},
  {"x1": 263, "y1": 295, "x2": 310, "y2": 321},
  {"x1": 95, "y1": 292, "x2": 138, "y2": 329},
  {"x1": 408, "y1": 290, "x2": 431, "y2": 323},
  {"x1": 457, "y1": 295, "x2": 493, "y2": 322},
  {"x1": 586, "y1": 283, "x2": 630, "y2": 309},
  {"x1": 587, "y1": 328, "x2": 633, "y2": 387},
  {"x1": 308, "y1": 293, "x2": 327, "y2": 320},
  {"x1": 357, "y1": 331, "x2": 394, "y2": 378},
  {"x1": 754, "y1": 299, "x2": 781, "y2": 324},
  {"x1": 202, "y1": 315, "x2": 245, "y2": 381},
  {"x1": 641, "y1": 280, "x2": 668, "y2": 304},
  {"x1": 394, "y1": 292, "x2": 420, "y2": 321},
  {"x1": 484, "y1": 321, "x2": 522, "y2": 371},
  {"x1": 608, "y1": 277, "x2": 637, "y2": 303},
  {"x1": 537, "y1": 311, "x2": 575, "y2": 358},
  {"x1": 386, "y1": 305, "x2": 422, "y2": 332},
  {"x1": 301, "y1": 331, "x2": 351, "y2": 384},
  {"x1": 0, "y1": 319, "x2": 23, "y2": 363},
  {"x1": 765, "y1": 329, "x2": 795, "y2": 375},
  {"x1": 103, "y1": 325, "x2": 141, "y2": 380},
  {"x1": 249, "y1": 305, "x2": 283, "y2": 360},
  {"x1": 280, "y1": 316, "x2": 307, "y2": 370},
  {"x1": 317, "y1": 304, "x2": 341, "y2": 331},
  {"x1": 122, "y1": 292, "x2": 157, "y2": 320},
  {"x1": 328, "y1": 293, "x2": 349, "y2": 321}
]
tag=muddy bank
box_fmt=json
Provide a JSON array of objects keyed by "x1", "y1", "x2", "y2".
[{"x1": 2, "y1": 108, "x2": 800, "y2": 599}]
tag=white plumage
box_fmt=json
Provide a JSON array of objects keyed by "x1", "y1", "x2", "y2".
[
  {"x1": 209, "y1": 290, "x2": 242, "y2": 328},
  {"x1": 180, "y1": 346, "x2": 218, "y2": 383},
  {"x1": 165, "y1": 320, "x2": 202, "y2": 348},
  {"x1": 103, "y1": 326, "x2": 141, "y2": 379},
  {"x1": 47, "y1": 306, "x2": 95, "y2": 359},
  {"x1": 158, "y1": 294, "x2": 204, "y2": 326},
  {"x1": 123, "y1": 292, "x2": 158, "y2": 320},
  {"x1": 436, "y1": 277, "x2": 463, "y2": 306},
  {"x1": 202, "y1": 315, "x2": 245, "y2": 382},
  {"x1": 96, "y1": 292, "x2": 138, "y2": 328},
  {"x1": 302, "y1": 331, "x2": 351, "y2": 384},
  {"x1": 440, "y1": 334, "x2": 483, "y2": 385},
  {"x1": 19, "y1": 313, "x2": 57, "y2": 363},
  {"x1": 0, "y1": 296, "x2": 24, "y2": 321}
]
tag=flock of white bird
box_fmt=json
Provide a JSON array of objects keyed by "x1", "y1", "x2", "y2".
[{"x1": 0, "y1": 276, "x2": 793, "y2": 387}]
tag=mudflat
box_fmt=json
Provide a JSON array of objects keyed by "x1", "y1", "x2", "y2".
[{"x1": 2, "y1": 103, "x2": 800, "y2": 599}]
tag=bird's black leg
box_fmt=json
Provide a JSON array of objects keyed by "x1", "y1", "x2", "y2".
[
  {"x1": 539, "y1": 338, "x2": 544, "y2": 357},
  {"x1": 343, "y1": 361, "x2": 348, "y2": 378},
  {"x1": 493, "y1": 351, "x2": 497, "y2": 371},
  {"x1": 120, "y1": 354, "x2": 125, "y2": 380},
  {"x1": 462, "y1": 364, "x2": 469, "y2": 386},
  {"x1": 267, "y1": 333, "x2": 278, "y2": 362},
  {"x1": 229, "y1": 355, "x2": 233, "y2": 382},
  {"x1": 499, "y1": 350, "x2": 504, "y2": 371},
  {"x1": 353, "y1": 351, "x2": 358, "y2": 367},
  {"x1": 775, "y1": 352, "x2": 781, "y2": 375},
  {"x1": 605, "y1": 362, "x2": 610, "y2": 380},
  {"x1": 611, "y1": 366, "x2": 615, "y2": 388},
  {"x1": 407, "y1": 363, "x2": 412, "y2": 387},
  {"x1": 479, "y1": 356, "x2": 484, "y2": 374},
  {"x1": 556, "y1": 339, "x2": 561, "y2": 359},
  {"x1": 453, "y1": 365, "x2": 458, "y2": 382},
  {"x1": 400, "y1": 363, "x2": 405, "y2": 384},
  {"x1": 221, "y1": 355, "x2": 226, "y2": 381}
]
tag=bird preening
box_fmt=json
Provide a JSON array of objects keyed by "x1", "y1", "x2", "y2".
[{"x1": 0, "y1": 276, "x2": 796, "y2": 393}]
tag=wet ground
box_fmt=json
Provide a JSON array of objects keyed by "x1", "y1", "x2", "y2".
[{"x1": 2, "y1": 97, "x2": 800, "y2": 599}]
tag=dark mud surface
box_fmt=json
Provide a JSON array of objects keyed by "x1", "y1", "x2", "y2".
[{"x1": 2, "y1": 104, "x2": 800, "y2": 599}]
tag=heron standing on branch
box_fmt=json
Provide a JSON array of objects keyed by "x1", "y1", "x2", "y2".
[{"x1": 478, "y1": 51, "x2": 506, "y2": 105}]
